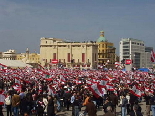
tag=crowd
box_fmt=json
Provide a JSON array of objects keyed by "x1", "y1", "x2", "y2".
[{"x1": 0, "y1": 66, "x2": 155, "y2": 116}]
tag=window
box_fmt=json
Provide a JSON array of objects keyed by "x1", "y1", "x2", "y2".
[
  {"x1": 95, "y1": 53, "x2": 97, "y2": 61},
  {"x1": 67, "y1": 53, "x2": 70, "y2": 62},
  {"x1": 53, "y1": 53, "x2": 56, "y2": 59},
  {"x1": 123, "y1": 42, "x2": 129, "y2": 45},
  {"x1": 123, "y1": 46, "x2": 129, "y2": 48},
  {"x1": 82, "y1": 53, "x2": 85, "y2": 62}
]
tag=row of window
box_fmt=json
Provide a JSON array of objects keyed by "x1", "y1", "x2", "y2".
[
  {"x1": 44, "y1": 53, "x2": 97, "y2": 63},
  {"x1": 123, "y1": 42, "x2": 144, "y2": 46},
  {"x1": 98, "y1": 44, "x2": 108, "y2": 48},
  {"x1": 41, "y1": 45, "x2": 91, "y2": 48},
  {"x1": 99, "y1": 54, "x2": 115, "y2": 58},
  {"x1": 132, "y1": 42, "x2": 144, "y2": 46},
  {"x1": 17, "y1": 58, "x2": 39, "y2": 60},
  {"x1": 99, "y1": 50, "x2": 115, "y2": 53}
]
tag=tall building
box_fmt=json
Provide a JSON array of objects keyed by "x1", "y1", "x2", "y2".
[
  {"x1": 119, "y1": 38, "x2": 145, "y2": 68},
  {"x1": 2, "y1": 49, "x2": 17, "y2": 60},
  {"x1": 144, "y1": 47, "x2": 153, "y2": 68},
  {"x1": 96, "y1": 31, "x2": 116, "y2": 68},
  {"x1": 40, "y1": 37, "x2": 98, "y2": 69}
]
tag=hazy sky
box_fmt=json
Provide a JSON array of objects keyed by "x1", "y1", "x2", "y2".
[{"x1": 0, "y1": 0, "x2": 155, "y2": 54}]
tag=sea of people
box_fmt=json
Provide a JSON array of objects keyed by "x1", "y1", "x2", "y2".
[{"x1": 0, "y1": 66, "x2": 155, "y2": 116}]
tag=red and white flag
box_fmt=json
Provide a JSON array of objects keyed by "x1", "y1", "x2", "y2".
[
  {"x1": 99, "y1": 79, "x2": 108, "y2": 88},
  {"x1": 89, "y1": 83, "x2": 103, "y2": 98},
  {"x1": 59, "y1": 75, "x2": 66, "y2": 83},
  {"x1": 151, "y1": 50, "x2": 155, "y2": 62},
  {"x1": 130, "y1": 85, "x2": 142, "y2": 97}
]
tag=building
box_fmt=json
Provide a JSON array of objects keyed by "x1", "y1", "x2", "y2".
[
  {"x1": 40, "y1": 37, "x2": 98, "y2": 69},
  {"x1": 119, "y1": 38, "x2": 145, "y2": 68},
  {"x1": 96, "y1": 31, "x2": 116, "y2": 68},
  {"x1": 144, "y1": 47, "x2": 153, "y2": 68},
  {"x1": 2, "y1": 49, "x2": 17, "y2": 60},
  {"x1": 0, "y1": 52, "x2": 2, "y2": 59},
  {"x1": 16, "y1": 48, "x2": 40, "y2": 67}
]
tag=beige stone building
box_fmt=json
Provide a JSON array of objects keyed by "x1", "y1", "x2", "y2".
[
  {"x1": 96, "y1": 31, "x2": 116, "y2": 68},
  {"x1": 2, "y1": 49, "x2": 17, "y2": 60},
  {"x1": 0, "y1": 52, "x2": 2, "y2": 59},
  {"x1": 16, "y1": 48, "x2": 40, "y2": 66},
  {"x1": 40, "y1": 37, "x2": 98, "y2": 69}
]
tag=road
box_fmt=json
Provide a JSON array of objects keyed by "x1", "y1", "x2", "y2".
[{"x1": 2, "y1": 101, "x2": 152, "y2": 116}]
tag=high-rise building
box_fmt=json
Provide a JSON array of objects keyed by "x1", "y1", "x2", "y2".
[
  {"x1": 40, "y1": 37, "x2": 98, "y2": 69},
  {"x1": 119, "y1": 38, "x2": 145, "y2": 68},
  {"x1": 144, "y1": 47, "x2": 153, "y2": 68},
  {"x1": 96, "y1": 31, "x2": 116, "y2": 68}
]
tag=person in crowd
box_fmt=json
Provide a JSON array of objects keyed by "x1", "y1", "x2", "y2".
[
  {"x1": 47, "y1": 95, "x2": 55, "y2": 116},
  {"x1": 53, "y1": 95, "x2": 58, "y2": 115},
  {"x1": 121, "y1": 95, "x2": 128, "y2": 116},
  {"x1": 73, "y1": 95, "x2": 80, "y2": 116},
  {"x1": 109, "y1": 92, "x2": 118, "y2": 115},
  {"x1": 83, "y1": 94, "x2": 90, "y2": 106},
  {"x1": 144, "y1": 91, "x2": 151, "y2": 116},
  {"x1": 63, "y1": 89, "x2": 71, "y2": 111},
  {"x1": 151, "y1": 91, "x2": 155, "y2": 116},
  {"x1": 85, "y1": 97, "x2": 97, "y2": 116},
  {"x1": 19, "y1": 89, "x2": 26, "y2": 115},
  {"x1": 130, "y1": 93, "x2": 138, "y2": 112},
  {"x1": 134, "y1": 101, "x2": 142, "y2": 113},
  {"x1": 70, "y1": 93, "x2": 76, "y2": 116},
  {"x1": 103, "y1": 106, "x2": 115, "y2": 116},
  {"x1": 5, "y1": 92, "x2": 12, "y2": 116},
  {"x1": 36, "y1": 96, "x2": 45, "y2": 116},
  {"x1": 103, "y1": 97, "x2": 114, "y2": 114},
  {"x1": 126, "y1": 92, "x2": 130, "y2": 115},
  {"x1": 130, "y1": 105, "x2": 143, "y2": 116},
  {"x1": 0, "y1": 88, "x2": 4, "y2": 116},
  {"x1": 24, "y1": 112, "x2": 30, "y2": 116},
  {"x1": 43, "y1": 94, "x2": 48, "y2": 116},
  {"x1": 12, "y1": 90, "x2": 20, "y2": 116}
]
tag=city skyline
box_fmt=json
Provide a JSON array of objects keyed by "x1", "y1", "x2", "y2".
[{"x1": 0, "y1": 0, "x2": 155, "y2": 54}]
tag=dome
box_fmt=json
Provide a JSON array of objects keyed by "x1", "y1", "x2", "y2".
[
  {"x1": 97, "y1": 36, "x2": 107, "y2": 42},
  {"x1": 96, "y1": 30, "x2": 107, "y2": 42}
]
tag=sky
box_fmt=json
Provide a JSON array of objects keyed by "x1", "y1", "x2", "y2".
[{"x1": 0, "y1": 0, "x2": 155, "y2": 55}]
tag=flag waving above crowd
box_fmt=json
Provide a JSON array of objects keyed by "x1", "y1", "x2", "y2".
[{"x1": 0, "y1": 64, "x2": 155, "y2": 99}]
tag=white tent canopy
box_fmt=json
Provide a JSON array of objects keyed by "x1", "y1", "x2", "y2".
[{"x1": 0, "y1": 59, "x2": 32, "y2": 68}]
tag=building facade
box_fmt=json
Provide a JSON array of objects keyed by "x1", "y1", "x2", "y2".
[
  {"x1": 40, "y1": 37, "x2": 98, "y2": 69},
  {"x1": 120, "y1": 38, "x2": 145, "y2": 68},
  {"x1": 96, "y1": 31, "x2": 116, "y2": 68},
  {"x1": 0, "y1": 52, "x2": 2, "y2": 59},
  {"x1": 144, "y1": 47, "x2": 153, "y2": 68},
  {"x1": 2, "y1": 49, "x2": 17, "y2": 60},
  {"x1": 16, "y1": 48, "x2": 40, "y2": 65}
]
